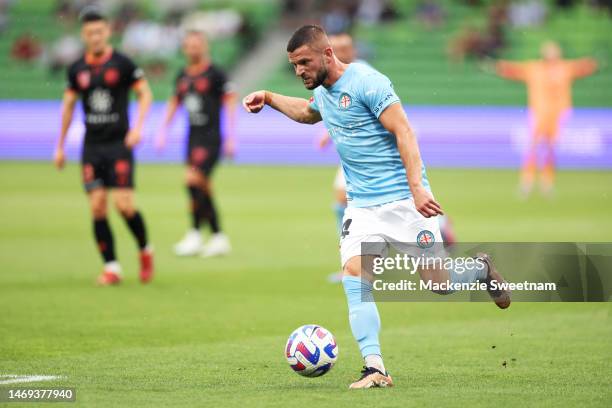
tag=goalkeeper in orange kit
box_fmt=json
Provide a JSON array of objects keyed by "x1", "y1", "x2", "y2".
[{"x1": 495, "y1": 41, "x2": 597, "y2": 197}]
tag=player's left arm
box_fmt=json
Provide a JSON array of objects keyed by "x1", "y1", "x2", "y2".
[
  {"x1": 379, "y1": 104, "x2": 443, "y2": 218},
  {"x1": 222, "y1": 91, "x2": 238, "y2": 158},
  {"x1": 570, "y1": 58, "x2": 598, "y2": 79},
  {"x1": 125, "y1": 79, "x2": 152, "y2": 148}
]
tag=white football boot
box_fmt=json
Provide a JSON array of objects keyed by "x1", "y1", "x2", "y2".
[
  {"x1": 201, "y1": 233, "x2": 231, "y2": 257},
  {"x1": 173, "y1": 229, "x2": 203, "y2": 256}
]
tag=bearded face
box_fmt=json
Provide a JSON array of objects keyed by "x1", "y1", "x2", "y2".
[{"x1": 288, "y1": 45, "x2": 330, "y2": 90}]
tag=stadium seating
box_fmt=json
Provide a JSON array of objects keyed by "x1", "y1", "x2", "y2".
[
  {"x1": 0, "y1": 0, "x2": 279, "y2": 100},
  {"x1": 0, "y1": 1, "x2": 609, "y2": 105},
  {"x1": 263, "y1": 1, "x2": 612, "y2": 106}
]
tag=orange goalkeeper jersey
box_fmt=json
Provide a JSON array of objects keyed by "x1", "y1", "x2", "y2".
[{"x1": 496, "y1": 59, "x2": 597, "y2": 117}]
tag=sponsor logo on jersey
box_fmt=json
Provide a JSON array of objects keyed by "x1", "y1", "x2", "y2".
[
  {"x1": 85, "y1": 88, "x2": 118, "y2": 124},
  {"x1": 184, "y1": 93, "x2": 209, "y2": 126},
  {"x1": 88, "y1": 89, "x2": 113, "y2": 113},
  {"x1": 184, "y1": 93, "x2": 202, "y2": 113}
]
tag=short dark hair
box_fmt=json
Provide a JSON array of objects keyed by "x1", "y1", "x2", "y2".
[
  {"x1": 79, "y1": 6, "x2": 107, "y2": 24},
  {"x1": 184, "y1": 30, "x2": 207, "y2": 41},
  {"x1": 286, "y1": 25, "x2": 327, "y2": 52}
]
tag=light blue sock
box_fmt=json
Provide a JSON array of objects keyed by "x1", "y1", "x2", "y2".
[
  {"x1": 334, "y1": 203, "x2": 346, "y2": 236},
  {"x1": 342, "y1": 276, "x2": 381, "y2": 358},
  {"x1": 445, "y1": 258, "x2": 488, "y2": 293}
]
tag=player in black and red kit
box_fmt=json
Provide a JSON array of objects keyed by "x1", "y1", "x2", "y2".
[
  {"x1": 156, "y1": 31, "x2": 236, "y2": 257},
  {"x1": 54, "y1": 9, "x2": 154, "y2": 285}
]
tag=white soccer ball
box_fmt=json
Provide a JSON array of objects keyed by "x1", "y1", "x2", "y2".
[{"x1": 285, "y1": 324, "x2": 338, "y2": 377}]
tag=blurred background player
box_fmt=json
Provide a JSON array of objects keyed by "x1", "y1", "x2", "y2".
[
  {"x1": 156, "y1": 31, "x2": 237, "y2": 257},
  {"x1": 495, "y1": 41, "x2": 598, "y2": 197},
  {"x1": 53, "y1": 8, "x2": 154, "y2": 285},
  {"x1": 317, "y1": 35, "x2": 354, "y2": 237},
  {"x1": 318, "y1": 33, "x2": 358, "y2": 283}
]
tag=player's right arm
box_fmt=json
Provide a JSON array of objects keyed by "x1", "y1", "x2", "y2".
[
  {"x1": 155, "y1": 95, "x2": 180, "y2": 150},
  {"x1": 54, "y1": 89, "x2": 78, "y2": 170},
  {"x1": 242, "y1": 90, "x2": 321, "y2": 124},
  {"x1": 495, "y1": 60, "x2": 529, "y2": 82}
]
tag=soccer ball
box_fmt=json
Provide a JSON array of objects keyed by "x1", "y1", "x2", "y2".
[{"x1": 285, "y1": 324, "x2": 338, "y2": 377}]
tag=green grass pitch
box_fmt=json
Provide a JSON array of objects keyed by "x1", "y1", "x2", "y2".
[{"x1": 0, "y1": 162, "x2": 611, "y2": 407}]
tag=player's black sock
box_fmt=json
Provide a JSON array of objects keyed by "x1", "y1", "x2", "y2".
[
  {"x1": 123, "y1": 211, "x2": 148, "y2": 250},
  {"x1": 93, "y1": 218, "x2": 116, "y2": 262},
  {"x1": 188, "y1": 186, "x2": 203, "y2": 230},
  {"x1": 188, "y1": 185, "x2": 220, "y2": 233},
  {"x1": 201, "y1": 192, "x2": 220, "y2": 234}
]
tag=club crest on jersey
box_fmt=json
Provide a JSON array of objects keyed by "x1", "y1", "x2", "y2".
[
  {"x1": 77, "y1": 71, "x2": 90, "y2": 89},
  {"x1": 338, "y1": 93, "x2": 352, "y2": 110},
  {"x1": 417, "y1": 230, "x2": 435, "y2": 248},
  {"x1": 195, "y1": 78, "x2": 210, "y2": 93},
  {"x1": 104, "y1": 68, "x2": 120, "y2": 87}
]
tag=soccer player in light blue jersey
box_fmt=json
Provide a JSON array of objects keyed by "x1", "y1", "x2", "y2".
[{"x1": 243, "y1": 25, "x2": 511, "y2": 389}]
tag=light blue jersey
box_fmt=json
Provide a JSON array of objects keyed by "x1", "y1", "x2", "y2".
[{"x1": 309, "y1": 62, "x2": 430, "y2": 208}]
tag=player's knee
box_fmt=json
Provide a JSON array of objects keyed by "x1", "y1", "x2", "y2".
[
  {"x1": 89, "y1": 191, "x2": 107, "y2": 219},
  {"x1": 343, "y1": 259, "x2": 361, "y2": 277},
  {"x1": 115, "y1": 202, "x2": 135, "y2": 218},
  {"x1": 113, "y1": 195, "x2": 135, "y2": 218},
  {"x1": 185, "y1": 168, "x2": 201, "y2": 184},
  {"x1": 118, "y1": 207, "x2": 135, "y2": 218},
  {"x1": 185, "y1": 173, "x2": 195, "y2": 186},
  {"x1": 90, "y1": 201, "x2": 107, "y2": 219}
]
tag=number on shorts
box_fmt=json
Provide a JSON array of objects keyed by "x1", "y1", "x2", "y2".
[{"x1": 341, "y1": 218, "x2": 352, "y2": 238}]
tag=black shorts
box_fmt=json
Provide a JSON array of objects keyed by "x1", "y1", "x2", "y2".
[
  {"x1": 81, "y1": 141, "x2": 134, "y2": 192},
  {"x1": 187, "y1": 143, "x2": 220, "y2": 176}
]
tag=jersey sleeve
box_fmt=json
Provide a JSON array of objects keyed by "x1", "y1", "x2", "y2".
[
  {"x1": 569, "y1": 58, "x2": 598, "y2": 79},
  {"x1": 359, "y1": 72, "x2": 400, "y2": 118},
  {"x1": 173, "y1": 70, "x2": 184, "y2": 100},
  {"x1": 213, "y1": 67, "x2": 234, "y2": 96},
  {"x1": 66, "y1": 63, "x2": 79, "y2": 92},
  {"x1": 121, "y1": 56, "x2": 145, "y2": 87},
  {"x1": 496, "y1": 61, "x2": 530, "y2": 82}
]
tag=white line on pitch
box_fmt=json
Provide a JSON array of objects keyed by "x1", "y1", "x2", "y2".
[{"x1": 0, "y1": 375, "x2": 64, "y2": 385}]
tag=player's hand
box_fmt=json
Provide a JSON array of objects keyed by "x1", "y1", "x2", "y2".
[
  {"x1": 412, "y1": 185, "x2": 444, "y2": 218},
  {"x1": 154, "y1": 130, "x2": 167, "y2": 152},
  {"x1": 125, "y1": 128, "x2": 142, "y2": 149},
  {"x1": 223, "y1": 138, "x2": 236, "y2": 159},
  {"x1": 54, "y1": 147, "x2": 66, "y2": 170},
  {"x1": 479, "y1": 57, "x2": 497, "y2": 75},
  {"x1": 318, "y1": 132, "x2": 331, "y2": 149},
  {"x1": 242, "y1": 91, "x2": 266, "y2": 113}
]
